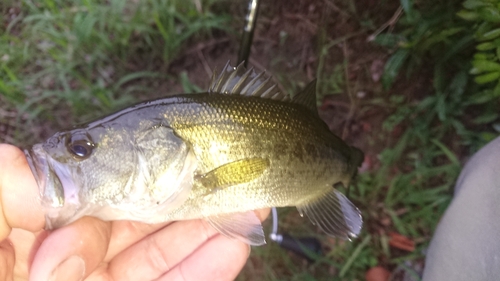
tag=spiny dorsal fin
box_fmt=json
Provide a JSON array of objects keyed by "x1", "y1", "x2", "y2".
[
  {"x1": 209, "y1": 61, "x2": 290, "y2": 102},
  {"x1": 292, "y1": 79, "x2": 318, "y2": 115}
]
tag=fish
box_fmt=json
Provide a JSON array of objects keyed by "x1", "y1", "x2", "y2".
[{"x1": 24, "y1": 62, "x2": 364, "y2": 245}]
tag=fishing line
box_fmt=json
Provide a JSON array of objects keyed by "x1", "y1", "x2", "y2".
[
  {"x1": 269, "y1": 207, "x2": 281, "y2": 243},
  {"x1": 269, "y1": 207, "x2": 322, "y2": 261},
  {"x1": 237, "y1": 0, "x2": 322, "y2": 261}
]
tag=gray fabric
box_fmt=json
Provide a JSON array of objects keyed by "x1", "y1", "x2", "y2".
[{"x1": 422, "y1": 137, "x2": 500, "y2": 281}]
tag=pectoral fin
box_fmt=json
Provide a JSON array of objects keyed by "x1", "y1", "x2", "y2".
[
  {"x1": 196, "y1": 158, "x2": 269, "y2": 190},
  {"x1": 297, "y1": 188, "x2": 362, "y2": 239},
  {"x1": 206, "y1": 211, "x2": 266, "y2": 245}
]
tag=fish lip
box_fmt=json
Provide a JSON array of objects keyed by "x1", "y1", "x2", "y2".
[
  {"x1": 25, "y1": 146, "x2": 48, "y2": 196},
  {"x1": 24, "y1": 145, "x2": 65, "y2": 209}
]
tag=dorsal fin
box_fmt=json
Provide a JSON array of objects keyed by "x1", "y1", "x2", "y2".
[
  {"x1": 292, "y1": 79, "x2": 318, "y2": 115},
  {"x1": 209, "y1": 61, "x2": 290, "y2": 102}
]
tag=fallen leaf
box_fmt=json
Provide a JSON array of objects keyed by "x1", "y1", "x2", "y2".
[{"x1": 389, "y1": 232, "x2": 415, "y2": 252}]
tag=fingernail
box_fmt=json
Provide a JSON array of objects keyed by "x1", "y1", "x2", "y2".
[{"x1": 49, "y1": 255, "x2": 85, "y2": 281}]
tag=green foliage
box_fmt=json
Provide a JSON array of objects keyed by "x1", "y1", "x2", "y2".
[
  {"x1": 459, "y1": 0, "x2": 500, "y2": 103},
  {"x1": 375, "y1": 0, "x2": 472, "y2": 90},
  {"x1": 354, "y1": 0, "x2": 500, "y2": 277},
  {"x1": 375, "y1": 0, "x2": 499, "y2": 147}
]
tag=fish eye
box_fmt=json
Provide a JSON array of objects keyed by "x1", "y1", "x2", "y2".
[{"x1": 66, "y1": 133, "x2": 95, "y2": 160}]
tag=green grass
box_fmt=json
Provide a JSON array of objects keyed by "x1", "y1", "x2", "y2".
[
  {"x1": 0, "y1": 0, "x2": 229, "y2": 145},
  {"x1": 1, "y1": 0, "x2": 500, "y2": 280}
]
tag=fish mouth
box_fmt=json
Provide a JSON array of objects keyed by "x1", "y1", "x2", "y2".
[
  {"x1": 25, "y1": 144, "x2": 88, "y2": 229},
  {"x1": 25, "y1": 144, "x2": 66, "y2": 209}
]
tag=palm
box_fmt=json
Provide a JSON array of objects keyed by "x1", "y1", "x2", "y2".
[{"x1": 9, "y1": 220, "x2": 252, "y2": 281}]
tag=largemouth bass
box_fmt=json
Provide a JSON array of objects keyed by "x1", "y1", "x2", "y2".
[{"x1": 25, "y1": 62, "x2": 364, "y2": 245}]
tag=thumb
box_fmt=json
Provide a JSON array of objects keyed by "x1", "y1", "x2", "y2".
[{"x1": 0, "y1": 144, "x2": 45, "y2": 239}]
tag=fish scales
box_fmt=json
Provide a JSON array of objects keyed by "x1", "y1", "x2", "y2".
[
  {"x1": 24, "y1": 62, "x2": 364, "y2": 245},
  {"x1": 157, "y1": 94, "x2": 350, "y2": 219}
]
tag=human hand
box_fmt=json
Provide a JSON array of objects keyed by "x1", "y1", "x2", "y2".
[{"x1": 0, "y1": 144, "x2": 269, "y2": 281}]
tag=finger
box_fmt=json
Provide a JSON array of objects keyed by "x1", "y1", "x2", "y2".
[
  {"x1": 0, "y1": 238, "x2": 15, "y2": 281},
  {"x1": 157, "y1": 235, "x2": 250, "y2": 281},
  {"x1": 106, "y1": 219, "x2": 217, "y2": 281},
  {"x1": 104, "y1": 209, "x2": 269, "y2": 262},
  {"x1": 254, "y1": 208, "x2": 271, "y2": 222},
  {"x1": 103, "y1": 221, "x2": 171, "y2": 262},
  {"x1": 0, "y1": 144, "x2": 45, "y2": 239},
  {"x1": 7, "y1": 228, "x2": 46, "y2": 280},
  {"x1": 104, "y1": 209, "x2": 270, "y2": 281},
  {"x1": 29, "y1": 217, "x2": 111, "y2": 281}
]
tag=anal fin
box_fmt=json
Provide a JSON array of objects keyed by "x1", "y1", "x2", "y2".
[
  {"x1": 206, "y1": 211, "x2": 266, "y2": 246},
  {"x1": 297, "y1": 188, "x2": 362, "y2": 239}
]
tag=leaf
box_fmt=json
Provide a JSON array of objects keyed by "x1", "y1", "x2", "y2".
[
  {"x1": 400, "y1": 0, "x2": 413, "y2": 18},
  {"x1": 73, "y1": 13, "x2": 97, "y2": 42},
  {"x1": 382, "y1": 49, "x2": 410, "y2": 89},
  {"x1": 339, "y1": 235, "x2": 372, "y2": 277},
  {"x1": 474, "y1": 71, "x2": 500, "y2": 84},
  {"x1": 473, "y1": 112, "x2": 499, "y2": 124},
  {"x1": 467, "y1": 89, "x2": 498, "y2": 104},
  {"x1": 472, "y1": 60, "x2": 500, "y2": 72},
  {"x1": 388, "y1": 232, "x2": 415, "y2": 252},
  {"x1": 462, "y1": 0, "x2": 491, "y2": 9},
  {"x1": 473, "y1": 52, "x2": 490, "y2": 60},
  {"x1": 457, "y1": 10, "x2": 479, "y2": 21},
  {"x1": 179, "y1": 71, "x2": 202, "y2": 93},
  {"x1": 448, "y1": 70, "x2": 468, "y2": 97},
  {"x1": 479, "y1": 28, "x2": 500, "y2": 40},
  {"x1": 1, "y1": 64, "x2": 18, "y2": 82},
  {"x1": 431, "y1": 139, "x2": 460, "y2": 165},
  {"x1": 435, "y1": 92, "x2": 447, "y2": 121},
  {"x1": 114, "y1": 71, "x2": 164, "y2": 89},
  {"x1": 479, "y1": 7, "x2": 500, "y2": 23},
  {"x1": 476, "y1": 42, "x2": 496, "y2": 50}
]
